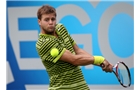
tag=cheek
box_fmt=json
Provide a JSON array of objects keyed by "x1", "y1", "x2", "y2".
[
  {"x1": 53, "y1": 21, "x2": 56, "y2": 25},
  {"x1": 41, "y1": 21, "x2": 48, "y2": 26},
  {"x1": 54, "y1": 20, "x2": 56, "y2": 23}
]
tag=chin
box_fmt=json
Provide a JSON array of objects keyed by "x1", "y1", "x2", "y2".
[
  {"x1": 50, "y1": 29, "x2": 55, "y2": 32},
  {"x1": 43, "y1": 27, "x2": 55, "y2": 34},
  {"x1": 47, "y1": 29, "x2": 55, "y2": 34}
]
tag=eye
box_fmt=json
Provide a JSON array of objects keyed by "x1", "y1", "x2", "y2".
[
  {"x1": 51, "y1": 18, "x2": 56, "y2": 21},
  {"x1": 44, "y1": 18, "x2": 49, "y2": 22}
]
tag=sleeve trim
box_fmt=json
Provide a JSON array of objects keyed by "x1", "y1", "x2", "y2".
[
  {"x1": 72, "y1": 41, "x2": 76, "y2": 46},
  {"x1": 53, "y1": 48, "x2": 66, "y2": 63}
]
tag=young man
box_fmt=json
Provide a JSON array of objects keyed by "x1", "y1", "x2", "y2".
[{"x1": 36, "y1": 4, "x2": 113, "y2": 90}]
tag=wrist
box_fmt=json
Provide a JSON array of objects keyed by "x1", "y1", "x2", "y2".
[{"x1": 93, "y1": 56, "x2": 105, "y2": 65}]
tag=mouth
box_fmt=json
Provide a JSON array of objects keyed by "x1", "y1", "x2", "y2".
[{"x1": 49, "y1": 26, "x2": 54, "y2": 29}]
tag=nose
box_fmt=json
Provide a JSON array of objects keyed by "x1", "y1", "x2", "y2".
[{"x1": 49, "y1": 20, "x2": 53, "y2": 24}]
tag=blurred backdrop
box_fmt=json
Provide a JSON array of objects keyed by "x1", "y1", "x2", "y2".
[{"x1": 7, "y1": 0, "x2": 134, "y2": 90}]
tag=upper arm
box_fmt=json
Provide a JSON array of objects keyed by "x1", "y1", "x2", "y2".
[
  {"x1": 58, "y1": 44, "x2": 81, "y2": 65},
  {"x1": 59, "y1": 49, "x2": 76, "y2": 65},
  {"x1": 36, "y1": 38, "x2": 66, "y2": 63}
]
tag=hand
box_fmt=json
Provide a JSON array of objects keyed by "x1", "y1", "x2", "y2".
[{"x1": 100, "y1": 59, "x2": 113, "y2": 73}]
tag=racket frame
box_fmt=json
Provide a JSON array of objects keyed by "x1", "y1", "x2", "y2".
[{"x1": 113, "y1": 61, "x2": 131, "y2": 88}]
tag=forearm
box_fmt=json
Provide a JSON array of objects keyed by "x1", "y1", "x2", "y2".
[
  {"x1": 74, "y1": 49, "x2": 105, "y2": 66},
  {"x1": 73, "y1": 54, "x2": 94, "y2": 66}
]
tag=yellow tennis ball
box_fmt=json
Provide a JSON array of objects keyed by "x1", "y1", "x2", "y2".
[{"x1": 50, "y1": 48, "x2": 59, "y2": 57}]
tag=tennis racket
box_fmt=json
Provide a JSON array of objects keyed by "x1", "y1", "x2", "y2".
[{"x1": 101, "y1": 61, "x2": 131, "y2": 88}]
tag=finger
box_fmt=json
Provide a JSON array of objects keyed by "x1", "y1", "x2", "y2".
[
  {"x1": 109, "y1": 64, "x2": 113, "y2": 72},
  {"x1": 102, "y1": 63, "x2": 110, "y2": 70},
  {"x1": 102, "y1": 66, "x2": 107, "y2": 70},
  {"x1": 103, "y1": 65, "x2": 112, "y2": 72}
]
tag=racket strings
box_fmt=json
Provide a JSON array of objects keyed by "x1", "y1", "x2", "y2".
[{"x1": 117, "y1": 64, "x2": 130, "y2": 86}]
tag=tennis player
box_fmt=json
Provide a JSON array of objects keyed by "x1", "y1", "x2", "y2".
[{"x1": 36, "y1": 5, "x2": 113, "y2": 90}]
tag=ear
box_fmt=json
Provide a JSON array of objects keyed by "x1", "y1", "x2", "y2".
[{"x1": 38, "y1": 19, "x2": 41, "y2": 25}]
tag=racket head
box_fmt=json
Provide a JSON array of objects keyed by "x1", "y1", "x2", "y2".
[{"x1": 113, "y1": 62, "x2": 131, "y2": 88}]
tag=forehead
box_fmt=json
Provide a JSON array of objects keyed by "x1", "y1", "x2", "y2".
[{"x1": 42, "y1": 13, "x2": 56, "y2": 19}]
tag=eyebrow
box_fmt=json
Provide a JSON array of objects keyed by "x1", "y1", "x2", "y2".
[{"x1": 44, "y1": 17, "x2": 56, "y2": 19}]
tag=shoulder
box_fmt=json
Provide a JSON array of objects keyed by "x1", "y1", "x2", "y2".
[
  {"x1": 55, "y1": 23, "x2": 69, "y2": 34},
  {"x1": 56, "y1": 23, "x2": 66, "y2": 30},
  {"x1": 56, "y1": 23, "x2": 63, "y2": 27}
]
